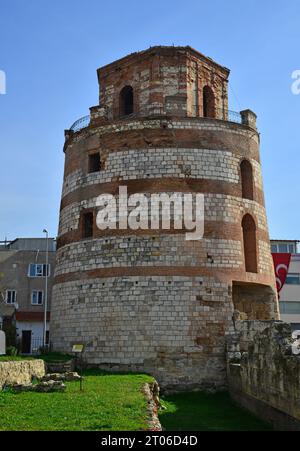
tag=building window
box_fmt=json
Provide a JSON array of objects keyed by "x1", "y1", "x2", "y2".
[
  {"x1": 240, "y1": 160, "x2": 254, "y2": 200},
  {"x1": 88, "y1": 153, "x2": 101, "y2": 173},
  {"x1": 291, "y1": 324, "x2": 300, "y2": 332},
  {"x1": 31, "y1": 290, "x2": 44, "y2": 305},
  {"x1": 279, "y1": 243, "x2": 295, "y2": 253},
  {"x1": 271, "y1": 243, "x2": 296, "y2": 253},
  {"x1": 242, "y1": 214, "x2": 257, "y2": 273},
  {"x1": 286, "y1": 274, "x2": 300, "y2": 285},
  {"x1": 28, "y1": 264, "x2": 50, "y2": 278},
  {"x1": 202, "y1": 86, "x2": 215, "y2": 118},
  {"x1": 280, "y1": 301, "x2": 300, "y2": 315},
  {"x1": 82, "y1": 212, "x2": 94, "y2": 239},
  {"x1": 5, "y1": 290, "x2": 16, "y2": 304},
  {"x1": 119, "y1": 86, "x2": 134, "y2": 117}
]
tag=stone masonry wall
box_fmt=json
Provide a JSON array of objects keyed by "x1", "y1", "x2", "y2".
[
  {"x1": 54, "y1": 236, "x2": 243, "y2": 276},
  {"x1": 52, "y1": 275, "x2": 232, "y2": 391},
  {"x1": 62, "y1": 148, "x2": 249, "y2": 197},
  {"x1": 63, "y1": 118, "x2": 260, "y2": 179},
  {"x1": 58, "y1": 194, "x2": 269, "y2": 238},
  {"x1": 227, "y1": 321, "x2": 300, "y2": 430}
]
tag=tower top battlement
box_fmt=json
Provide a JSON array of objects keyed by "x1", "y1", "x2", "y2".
[
  {"x1": 94, "y1": 46, "x2": 230, "y2": 121},
  {"x1": 97, "y1": 46, "x2": 230, "y2": 75}
]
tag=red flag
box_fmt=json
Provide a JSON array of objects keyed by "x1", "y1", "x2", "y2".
[{"x1": 272, "y1": 253, "x2": 292, "y2": 293}]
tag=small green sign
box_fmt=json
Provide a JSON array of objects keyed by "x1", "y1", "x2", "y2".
[{"x1": 72, "y1": 344, "x2": 84, "y2": 353}]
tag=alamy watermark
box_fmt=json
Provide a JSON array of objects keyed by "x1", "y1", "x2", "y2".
[
  {"x1": 0, "y1": 70, "x2": 6, "y2": 95},
  {"x1": 95, "y1": 187, "x2": 204, "y2": 241},
  {"x1": 291, "y1": 70, "x2": 300, "y2": 95}
]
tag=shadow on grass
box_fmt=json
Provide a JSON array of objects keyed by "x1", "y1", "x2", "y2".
[
  {"x1": 81, "y1": 368, "x2": 153, "y2": 378},
  {"x1": 159, "y1": 391, "x2": 273, "y2": 431}
]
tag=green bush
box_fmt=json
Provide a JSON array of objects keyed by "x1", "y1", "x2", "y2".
[
  {"x1": 38, "y1": 346, "x2": 50, "y2": 355},
  {"x1": 6, "y1": 346, "x2": 18, "y2": 356},
  {"x1": 3, "y1": 323, "x2": 17, "y2": 348},
  {"x1": 38, "y1": 352, "x2": 74, "y2": 362}
]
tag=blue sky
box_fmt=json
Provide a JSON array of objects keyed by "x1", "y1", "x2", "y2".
[{"x1": 0, "y1": 0, "x2": 299, "y2": 240}]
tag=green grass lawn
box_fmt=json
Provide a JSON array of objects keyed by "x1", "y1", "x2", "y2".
[
  {"x1": 0, "y1": 370, "x2": 153, "y2": 431},
  {"x1": 0, "y1": 355, "x2": 34, "y2": 361},
  {"x1": 0, "y1": 352, "x2": 73, "y2": 363},
  {"x1": 0, "y1": 366, "x2": 272, "y2": 431},
  {"x1": 37, "y1": 352, "x2": 74, "y2": 363},
  {"x1": 159, "y1": 391, "x2": 272, "y2": 431}
]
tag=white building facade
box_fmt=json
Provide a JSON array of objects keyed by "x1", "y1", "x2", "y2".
[
  {"x1": 0, "y1": 238, "x2": 55, "y2": 354},
  {"x1": 271, "y1": 240, "x2": 300, "y2": 330}
]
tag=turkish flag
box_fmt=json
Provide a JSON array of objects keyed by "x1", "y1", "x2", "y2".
[{"x1": 272, "y1": 253, "x2": 292, "y2": 293}]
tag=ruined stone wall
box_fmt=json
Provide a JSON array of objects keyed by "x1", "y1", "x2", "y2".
[
  {"x1": 227, "y1": 321, "x2": 300, "y2": 430},
  {"x1": 0, "y1": 360, "x2": 45, "y2": 389},
  {"x1": 232, "y1": 285, "x2": 277, "y2": 321}
]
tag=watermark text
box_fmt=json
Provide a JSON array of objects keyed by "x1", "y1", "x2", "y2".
[
  {"x1": 95, "y1": 187, "x2": 204, "y2": 241},
  {"x1": 291, "y1": 70, "x2": 300, "y2": 95},
  {"x1": 0, "y1": 70, "x2": 6, "y2": 95}
]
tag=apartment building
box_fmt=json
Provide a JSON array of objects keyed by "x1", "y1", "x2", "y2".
[
  {"x1": 271, "y1": 240, "x2": 300, "y2": 331},
  {"x1": 0, "y1": 238, "x2": 56, "y2": 353}
]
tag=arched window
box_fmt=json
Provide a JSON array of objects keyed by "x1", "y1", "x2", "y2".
[
  {"x1": 240, "y1": 160, "x2": 254, "y2": 200},
  {"x1": 203, "y1": 86, "x2": 215, "y2": 118},
  {"x1": 242, "y1": 214, "x2": 257, "y2": 273},
  {"x1": 119, "y1": 86, "x2": 134, "y2": 117}
]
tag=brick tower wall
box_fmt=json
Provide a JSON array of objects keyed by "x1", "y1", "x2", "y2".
[{"x1": 51, "y1": 47, "x2": 278, "y2": 391}]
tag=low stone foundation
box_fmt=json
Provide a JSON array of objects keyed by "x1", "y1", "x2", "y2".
[
  {"x1": 12, "y1": 380, "x2": 66, "y2": 393},
  {"x1": 0, "y1": 360, "x2": 46, "y2": 389},
  {"x1": 227, "y1": 320, "x2": 300, "y2": 431},
  {"x1": 41, "y1": 372, "x2": 81, "y2": 382},
  {"x1": 46, "y1": 360, "x2": 74, "y2": 373},
  {"x1": 85, "y1": 357, "x2": 227, "y2": 394}
]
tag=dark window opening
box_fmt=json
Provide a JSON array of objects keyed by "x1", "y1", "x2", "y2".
[
  {"x1": 88, "y1": 153, "x2": 101, "y2": 173},
  {"x1": 21, "y1": 330, "x2": 32, "y2": 354},
  {"x1": 119, "y1": 86, "x2": 134, "y2": 117},
  {"x1": 82, "y1": 212, "x2": 94, "y2": 239},
  {"x1": 242, "y1": 214, "x2": 257, "y2": 273},
  {"x1": 240, "y1": 160, "x2": 254, "y2": 200},
  {"x1": 203, "y1": 86, "x2": 215, "y2": 118}
]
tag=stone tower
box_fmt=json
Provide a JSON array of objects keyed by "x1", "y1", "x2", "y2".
[{"x1": 51, "y1": 46, "x2": 278, "y2": 391}]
